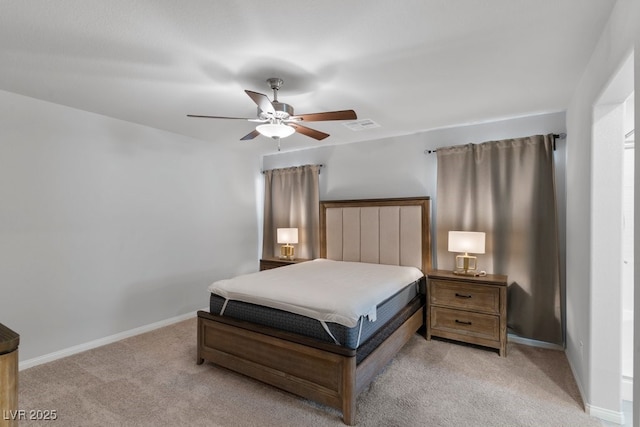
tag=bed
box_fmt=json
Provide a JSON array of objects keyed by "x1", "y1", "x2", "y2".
[{"x1": 197, "y1": 197, "x2": 432, "y2": 425}]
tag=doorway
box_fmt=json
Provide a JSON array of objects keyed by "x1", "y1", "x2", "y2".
[
  {"x1": 591, "y1": 51, "x2": 633, "y2": 425},
  {"x1": 622, "y1": 92, "x2": 634, "y2": 404}
]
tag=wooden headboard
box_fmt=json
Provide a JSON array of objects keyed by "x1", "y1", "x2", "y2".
[{"x1": 319, "y1": 197, "x2": 432, "y2": 274}]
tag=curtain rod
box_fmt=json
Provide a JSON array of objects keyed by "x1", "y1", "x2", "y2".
[
  {"x1": 423, "y1": 133, "x2": 566, "y2": 154},
  {"x1": 261, "y1": 164, "x2": 324, "y2": 174}
]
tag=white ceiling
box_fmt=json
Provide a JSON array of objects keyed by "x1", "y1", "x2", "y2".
[{"x1": 0, "y1": 1, "x2": 616, "y2": 152}]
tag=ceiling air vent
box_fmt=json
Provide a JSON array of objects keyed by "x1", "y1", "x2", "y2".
[{"x1": 343, "y1": 119, "x2": 380, "y2": 131}]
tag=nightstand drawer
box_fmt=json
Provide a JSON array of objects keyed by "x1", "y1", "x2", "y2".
[
  {"x1": 431, "y1": 306, "x2": 500, "y2": 341},
  {"x1": 429, "y1": 280, "x2": 500, "y2": 314}
]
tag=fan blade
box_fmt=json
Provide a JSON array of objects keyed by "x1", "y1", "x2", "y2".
[
  {"x1": 291, "y1": 110, "x2": 357, "y2": 122},
  {"x1": 240, "y1": 129, "x2": 261, "y2": 141},
  {"x1": 245, "y1": 90, "x2": 275, "y2": 114},
  {"x1": 289, "y1": 123, "x2": 329, "y2": 141},
  {"x1": 187, "y1": 114, "x2": 251, "y2": 120}
]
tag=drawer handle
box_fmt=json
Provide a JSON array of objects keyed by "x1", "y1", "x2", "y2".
[
  {"x1": 455, "y1": 293, "x2": 472, "y2": 299},
  {"x1": 455, "y1": 320, "x2": 472, "y2": 325}
]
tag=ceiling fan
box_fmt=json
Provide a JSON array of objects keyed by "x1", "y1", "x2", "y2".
[{"x1": 187, "y1": 78, "x2": 357, "y2": 142}]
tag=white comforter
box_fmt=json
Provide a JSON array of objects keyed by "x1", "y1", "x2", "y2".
[{"x1": 208, "y1": 259, "x2": 424, "y2": 328}]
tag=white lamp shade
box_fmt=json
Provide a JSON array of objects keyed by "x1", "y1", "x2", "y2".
[
  {"x1": 256, "y1": 123, "x2": 295, "y2": 138},
  {"x1": 277, "y1": 228, "x2": 298, "y2": 244},
  {"x1": 448, "y1": 231, "x2": 485, "y2": 254}
]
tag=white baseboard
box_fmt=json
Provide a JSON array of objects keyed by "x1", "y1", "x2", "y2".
[
  {"x1": 565, "y1": 352, "x2": 588, "y2": 412},
  {"x1": 507, "y1": 333, "x2": 565, "y2": 351},
  {"x1": 19, "y1": 310, "x2": 203, "y2": 371},
  {"x1": 509, "y1": 334, "x2": 633, "y2": 425},
  {"x1": 565, "y1": 347, "x2": 629, "y2": 425},
  {"x1": 586, "y1": 403, "x2": 625, "y2": 425}
]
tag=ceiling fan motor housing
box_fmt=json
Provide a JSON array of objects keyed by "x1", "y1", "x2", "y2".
[{"x1": 258, "y1": 101, "x2": 294, "y2": 121}]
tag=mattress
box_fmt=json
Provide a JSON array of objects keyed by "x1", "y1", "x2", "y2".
[
  {"x1": 208, "y1": 259, "x2": 425, "y2": 328},
  {"x1": 210, "y1": 276, "x2": 425, "y2": 350}
]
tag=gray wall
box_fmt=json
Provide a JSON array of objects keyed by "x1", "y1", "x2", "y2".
[{"x1": 0, "y1": 90, "x2": 262, "y2": 363}]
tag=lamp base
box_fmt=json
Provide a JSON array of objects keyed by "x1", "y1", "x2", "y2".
[
  {"x1": 453, "y1": 269, "x2": 480, "y2": 276},
  {"x1": 452, "y1": 254, "x2": 478, "y2": 276},
  {"x1": 279, "y1": 244, "x2": 295, "y2": 261}
]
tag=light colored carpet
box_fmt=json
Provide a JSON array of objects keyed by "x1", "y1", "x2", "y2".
[{"x1": 18, "y1": 317, "x2": 602, "y2": 426}]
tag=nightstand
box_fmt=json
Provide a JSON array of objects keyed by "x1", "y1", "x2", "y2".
[
  {"x1": 426, "y1": 270, "x2": 508, "y2": 357},
  {"x1": 0, "y1": 323, "x2": 19, "y2": 424},
  {"x1": 259, "y1": 258, "x2": 311, "y2": 271}
]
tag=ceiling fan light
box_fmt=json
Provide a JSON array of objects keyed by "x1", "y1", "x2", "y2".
[{"x1": 256, "y1": 123, "x2": 295, "y2": 138}]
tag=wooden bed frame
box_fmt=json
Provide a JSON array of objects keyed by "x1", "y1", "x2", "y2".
[{"x1": 197, "y1": 197, "x2": 432, "y2": 425}]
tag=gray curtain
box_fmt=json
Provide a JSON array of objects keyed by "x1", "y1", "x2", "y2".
[
  {"x1": 436, "y1": 134, "x2": 562, "y2": 345},
  {"x1": 262, "y1": 164, "x2": 321, "y2": 260}
]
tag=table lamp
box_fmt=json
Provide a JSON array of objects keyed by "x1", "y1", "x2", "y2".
[
  {"x1": 448, "y1": 231, "x2": 486, "y2": 275},
  {"x1": 277, "y1": 228, "x2": 298, "y2": 260}
]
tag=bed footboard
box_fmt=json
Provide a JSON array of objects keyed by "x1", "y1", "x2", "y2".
[
  {"x1": 197, "y1": 310, "x2": 357, "y2": 424},
  {"x1": 197, "y1": 301, "x2": 424, "y2": 425}
]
